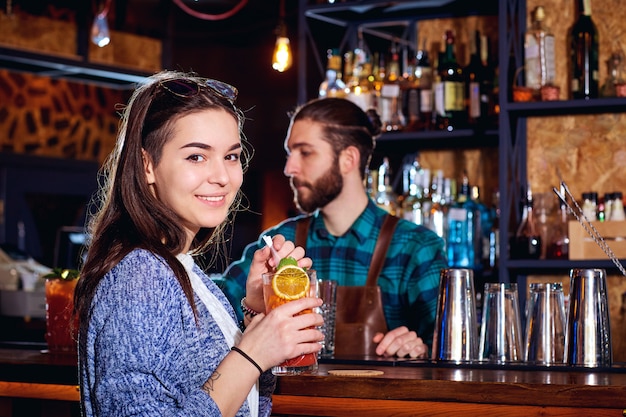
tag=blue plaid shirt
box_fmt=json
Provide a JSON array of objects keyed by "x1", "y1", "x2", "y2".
[{"x1": 220, "y1": 200, "x2": 447, "y2": 346}]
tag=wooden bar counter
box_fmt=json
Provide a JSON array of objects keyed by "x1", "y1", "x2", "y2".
[
  {"x1": 2, "y1": 348, "x2": 626, "y2": 416},
  {"x1": 272, "y1": 358, "x2": 626, "y2": 416}
]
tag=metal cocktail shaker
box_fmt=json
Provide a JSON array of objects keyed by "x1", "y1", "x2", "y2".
[{"x1": 565, "y1": 268, "x2": 612, "y2": 367}]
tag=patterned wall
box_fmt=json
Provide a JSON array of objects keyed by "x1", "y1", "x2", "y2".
[{"x1": 0, "y1": 69, "x2": 126, "y2": 164}]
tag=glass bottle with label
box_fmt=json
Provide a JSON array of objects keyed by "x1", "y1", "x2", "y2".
[
  {"x1": 434, "y1": 30, "x2": 466, "y2": 131},
  {"x1": 319, "y1": 48, "x2": 348, "y2": 98},
  {"x1": 446, "y1": 172, "x2": 480, "y2": 269},
  {"x1": 400, "y1": 49, "x2": 420, "y2": 131},
  {"x1": 510, "y1": 188, "x2": 542, "y2": 259},
  {"x1": 429, "y1": 170, "x2": 450, "y2": 240},
  {"x1": 547, "y1": 199, "x2": 570, "y2": 259},
  {"x1": 380, "y1": 44, "x2": 405, "y2": 131},
  {"x1": 465, "y1": 29, "x2": 487, "y2": 126},
  {"x1": 415, "y1": 45, "x2": 433, "y2": 130},
  {"x1": 401, "y1": 156, "x2": 425, "y2": 225},
  {"x1": 524, "y1": 6, "x2": 556, "y2": 98},
  {"x1": 375, "y1": 157, "x2": 399, "y2": 216},
  {"x1": 600, "y1": 52, "x2": 626, "y2": 98},
  {"x1": 346, "y1": 46, "x2": 374, "y2": 111},
  {"x1": 570, "y1": 0, "x2": 599, "y2": 99}
]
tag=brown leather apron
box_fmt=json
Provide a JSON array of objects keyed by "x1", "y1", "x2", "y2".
[{"x1": 296, "y1": 214, "x2": 399, "y2": 357}]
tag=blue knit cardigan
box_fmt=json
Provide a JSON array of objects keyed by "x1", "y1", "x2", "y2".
[{"x1": 79, "y1": 249, "x2": 275, "y2": 416}]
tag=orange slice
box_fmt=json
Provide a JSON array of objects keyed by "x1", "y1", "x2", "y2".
[{"x1": 272, "y1": 265, "x2": 310, "y2": 301}]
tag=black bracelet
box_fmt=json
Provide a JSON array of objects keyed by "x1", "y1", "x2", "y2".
[
  {"x1": 240, "y1": 297, "x2": 260, "y2": 318},
  {"x1": 231, "y1": 346, "x2": 263, "y2": 375}
]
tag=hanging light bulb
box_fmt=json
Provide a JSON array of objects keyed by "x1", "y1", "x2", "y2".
[
  {"x1": 91, "y1": 0, "x2": 111, "y2": 47},
  {"x1": 272, "y1": 0, "x2": 292, "y2": 73},
  {"x1": 272, "y1": 23, "x2": 292, "y2": 72}
]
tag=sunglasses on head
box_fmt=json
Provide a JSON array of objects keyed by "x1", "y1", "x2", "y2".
[{"x1": 158, "y1": 78, "x2": 238, "y2": 103}]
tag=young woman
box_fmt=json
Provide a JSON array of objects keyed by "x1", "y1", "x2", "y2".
[{"x1": 74, "y1": 70, "x2": 323, "y2": 417}]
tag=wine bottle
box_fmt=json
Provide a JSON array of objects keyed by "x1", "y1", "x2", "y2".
[
  {"x1": 570, "y1": 0, "x2": 599, "y2": 99},
  {"x1": 465, "y1": 30, "x2": 486, "y2": 126},
  {"x1": 434, "y1": 30, "x2": 466, "y2": 131},
  {"x1": 415, "y1": 45, "x2": 433, "y2": 130}
]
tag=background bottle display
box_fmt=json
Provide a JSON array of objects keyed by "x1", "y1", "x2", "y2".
[
  {"x1": 429, "y1": 171, "x2": 452, "y2": 242},
  {"x1": 374, "y1": 157, "x2": 399, "y2": 216},
  {"x1": 446, "y1": 172, "x2": 481, "y2": 269},
  {"x1": 510, "y1": 188, "x2": 542, "y2": 259},
  {"x1": 524, "y1": 6, "x2": 556, "y2": 97},
  {"x1": 465, "y1": 30, "x2": 487, "y2": 126},
  {"x1": 380, "y1": 44, "x2": 405, "y2": 131},
  {"x1": 415, "y1": 46, "x2": 433, "y2": 130},
  {"x1": 600, "y1": 52, "x2": 626, "y2": 97},
  {"x1": 570, "y1": 0, "x2": 599, "y2": 99},
  {"x1": 400, "y1": 49, "x2": 420, "y2": 131},
  {"x1": 481, "y1": 34, "x2": 499, "y2": 127},
  {"x1": 547, "y1": 198, "x2": 570, "y2": 259},
  {"x1": 434, "y1": 30, "x2": 466, "y2": 131},
  {"x1": 346, "y1": 46, "x2": 374, "y2": 111},
  {"x1": 319, "y1": 48, "x2": 348, "y2": 98},
  {"x1": 401, "y1": 156, "x2": 425, "y2": 225}
]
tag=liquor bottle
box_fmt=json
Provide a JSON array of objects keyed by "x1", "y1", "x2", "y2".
[
  {"x1": 380, "y1": 44, "x2": 405, "y2": 131},
  {"x1": 570, "y1": 0, "x2": 599, "y2": 99},
  {"x1": 375, "y1": 157, "x2": 399, "y2": 216},
  {"x1": 429, "y1": 171, "x2": 451, "y2": 241},
  {"x1": 400, "y1": 49, "x2": 420, "y2": 131},
  {"x1": 346, "y1": 46, "x2": 374, "y2": 111},
  {"x1": 472, "y1": 185, "x2": 492, "y2": 267},
  {"x1": 415, "y1": 45, "x2": 433, "y2": 130},
  {"x1": 446, "y1": 172, "x2": 481, "y2": 269},
  {"x1": 524, "y1": 6, "x2": 556, "y2": 98},
  {"x1": 547, "y1": 199, "x2": 570, "y2": 259},
  {"x1": 434, "y1": 30, "x2": 466, "y2": 131},
  {"x1": 319, "y1": 48, "x2": 348, "y2": 98},
  {"x1": 600, "y1": 52, "x2": 626, "y2": 97},
  {"x1": 481, "y1": 34, "x2": 499, "y2": 128},
  {"x1": 510, "y1": 188, "x2": 542, "y2": 259},
  {"x1": 465, "y1": 30, "x2": 486, "y2": 126},
  {"x1": 487, "y1": 191, "x2": 500, "y2": 269},
  {"x1": 371, "y1": 52, "x2": 386, "y2": 119},
  {"x1": 401, "y1": 156, "x2": 425, "y2": 225}
]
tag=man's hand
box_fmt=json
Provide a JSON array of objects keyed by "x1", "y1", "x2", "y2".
[{"x1": 372, "y1": 326, "x2": 428, "y2": 358}]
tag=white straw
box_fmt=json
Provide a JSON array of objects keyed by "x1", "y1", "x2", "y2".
[{"x1": 262, "y1": 235, "x2": 282, "y2": 265}]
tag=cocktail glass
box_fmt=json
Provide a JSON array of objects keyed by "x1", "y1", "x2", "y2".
[
  {"x1": 262, "y1": 269, "x2": 318, "y2": 375},
  {"x1": 45, "y1": 278, "x2": 79, "y2": 355}
]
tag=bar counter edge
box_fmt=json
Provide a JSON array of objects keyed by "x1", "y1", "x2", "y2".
[{"x1": 2, "y1": 349, "x2": 626, "y2": 416}]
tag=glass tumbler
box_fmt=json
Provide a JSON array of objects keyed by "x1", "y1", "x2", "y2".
[
  {"x1": 479, "y1": 282, "x2": 523, "y2": 363},
  {"x1": 524, "y1": 282, "x2": 566, "y2": 365}
]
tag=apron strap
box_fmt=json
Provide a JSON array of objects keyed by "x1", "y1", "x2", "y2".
[
  {"x1": 366, "y1": 214, "x2": 399, "y2": 287},
  {"x1": 294, "y1": 213, "x2": 399, "y2": 286}
]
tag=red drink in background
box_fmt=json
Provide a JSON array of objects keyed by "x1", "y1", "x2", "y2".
[{"x1": 45, "y1": 278, "x2": 78, "y2": 354}]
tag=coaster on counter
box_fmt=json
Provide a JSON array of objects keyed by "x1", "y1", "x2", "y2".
[{"x1": 327, "y1": 369, "x2": 384, "y2": 377}]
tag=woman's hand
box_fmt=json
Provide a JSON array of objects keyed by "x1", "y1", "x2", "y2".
[
  {"x1": 244, "y1": 234, "x2": 312, "y2": 314},
  {"x1": 237, "y1": 296, "x2": 324, "y2": 371}
]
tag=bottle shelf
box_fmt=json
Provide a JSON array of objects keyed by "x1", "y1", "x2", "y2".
[
  {"x1": 502, "y1": 259, "x2": 623, "y2": 273},
  {"x1": 304, "y1": 0, "x2": 498, "y2": 24},
  {"x1": 504, "y1": 97, "x2": 626, "y2": 117},
  {"x1": 377, "y1": 129, "x2": 498, "y2": 151}
]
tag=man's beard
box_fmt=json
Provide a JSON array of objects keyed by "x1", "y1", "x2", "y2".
[{"x1": 290, "y1": 163, "x2": 343, "y2": 214}]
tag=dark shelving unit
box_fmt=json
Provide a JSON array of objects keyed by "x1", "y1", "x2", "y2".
[{"x1": 297, "y1": 0, "x2": 626, "y2": 287}]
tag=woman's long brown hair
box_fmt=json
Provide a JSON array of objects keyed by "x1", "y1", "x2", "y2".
[{"x1": 74, "y1": 71, "x2": 251, "y2": 330}]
